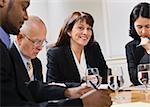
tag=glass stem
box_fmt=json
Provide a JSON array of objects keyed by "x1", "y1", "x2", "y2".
[
  {"x1": 115, "y1": 89, "x2": 119, "y2": 97},
  {"x1": 144, "y1": 84, "x2": 148, "y2": 93}
]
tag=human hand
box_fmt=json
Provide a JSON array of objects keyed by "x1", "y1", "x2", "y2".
[
  {"x1": 140, "y1": 37, "x2": 150, "y2": 46},
  {"x1": 64, "y1": 85, "x2": 92, "y2": 99},
  {"x1": 81, "y1": 89, "x2": 112, "y2": 107},
  {"x1": 140, "y1": 37, "x2": 150, "y2": 54}
]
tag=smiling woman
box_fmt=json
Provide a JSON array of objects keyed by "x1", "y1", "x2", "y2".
[{"x1": 46, "y1": 11, "x2": 108, "y2": 87}]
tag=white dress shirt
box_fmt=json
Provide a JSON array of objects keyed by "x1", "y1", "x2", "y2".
[{"x1": 72, "y1": 49, "x2": 87, "y2": 81}]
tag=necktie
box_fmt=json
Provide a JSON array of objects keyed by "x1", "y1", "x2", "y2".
[{"x1": 27, "y1": 61, "x2": 33, "y2": 80}]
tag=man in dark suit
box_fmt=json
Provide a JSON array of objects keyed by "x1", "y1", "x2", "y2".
[
  {"x1": 0, "y1": 0, "x2": 36, "y2": 106},
  {"x1": 10, "y1": 16, "x2": 69, "y2": 103}
]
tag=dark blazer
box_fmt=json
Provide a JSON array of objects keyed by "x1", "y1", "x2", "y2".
[
  {"x1": 10, "y1": 43, "x2": 43, "y2": 82},
  {"x1": 9, "y1": 43, "x2": 83, "y2": 106},
  {"x1": 46, "y1": 42, "x2": 108, "y2": 86},
  {"x1": 0, "y1": 40, "x2": 39, "y2": 106},
  {"x1": 0, "y1": 34, "x2": 82, "y2": 106},
  {"x1": 125, "y1": 40, "x2": 145, "y2": 85},
  {"x1": 10, "y1": 43, "x2": 67, "y2": 102}
]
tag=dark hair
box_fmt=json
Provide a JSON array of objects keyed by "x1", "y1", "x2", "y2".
[
  {"x1": 55, "y1": 11, "x2": 94, "y2": 47},
  {"x1": 129, "y1": 2, "x2": 150, "y2": 40}
]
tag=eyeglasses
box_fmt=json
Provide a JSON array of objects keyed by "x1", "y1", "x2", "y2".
[{"x1": 22, "y1": 34, "x2": 48, "y2": 47}]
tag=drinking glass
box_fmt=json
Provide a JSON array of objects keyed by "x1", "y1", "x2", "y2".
[
  {"x1": 85, "y1": 68, "x2": 102, "y2": 89},
  {"x1": 138, "y1": 63, "x2": 150, "y2": 92},
  {"x1": 107, "y1": 66, "x2": 124, "y2": 102}
]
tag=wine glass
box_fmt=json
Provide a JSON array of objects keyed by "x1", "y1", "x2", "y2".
[
  {"x1": 107, "y1": 66, "x2": 124, "y2": 103},
  {"x1": 138, "y1": 63, "x2": 150, "y2": 92},
  {"x1": 85, "y1": 68, "x2": 102, "y2": 89}
]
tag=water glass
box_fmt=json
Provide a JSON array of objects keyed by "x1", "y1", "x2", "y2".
[
  {"x1": 107, "y1": 66, "x2": 124, "y2": 103},
  {"x1": 138, "y1": 63, "x2": 150, "y2": 92},
  {"x1": 85, "y1": 68, "x2": 102, "y2": 89}
]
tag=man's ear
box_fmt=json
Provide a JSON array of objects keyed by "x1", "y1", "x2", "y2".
[
  {"x1": 0, "y1": 0, "x2": 6, "y2": 7},
  {"x1": 16, "y1": 34, "x2": 24, "y2": 44}
]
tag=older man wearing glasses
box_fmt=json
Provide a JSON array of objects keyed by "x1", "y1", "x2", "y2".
[
  {"x1": 10, "y1": 15, "x2": 71, "y2": 103},
  {"x1": 11, "y1": 16, "x2": 47, "y2": 81}
]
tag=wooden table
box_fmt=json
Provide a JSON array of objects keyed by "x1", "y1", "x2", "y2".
[{"x1": 110, "y1": 90, "x2": 150, "y2": 106}]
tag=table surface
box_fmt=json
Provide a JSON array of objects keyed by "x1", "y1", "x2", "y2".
[{"x1": 110, "y1": 90, "x2": 150, "y2": 106}]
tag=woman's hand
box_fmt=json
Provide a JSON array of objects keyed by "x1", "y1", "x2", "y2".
[{"x1": 140, "y1": 37, "x2": 150, "y2": 54}]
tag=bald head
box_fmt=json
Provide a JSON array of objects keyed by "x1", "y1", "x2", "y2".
[
  {"x1": 16, "y1": 16, "x2": 47, "y2": 59},
  {"x1": 20, "y1": 16, "x2": 47, "y2": 36}
]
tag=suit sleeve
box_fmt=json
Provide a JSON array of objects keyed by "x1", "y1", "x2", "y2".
[
  {"x1": 27, "y1": 81, "x2": 66, "y2": 102},
  {"x1": 46, "y1": 98, "x2": 83, "y2": 107},
  {"x1": 27, "y1": 81, "x2": 83, "y2": 107},
  {"x1": 125, "y1": 43, "x2": 140, "y2": 85},
  {"x1": 0, "y1": 42, "x2": 40, "y2": 106},
  {"x1": 46, "y1": 48, "x2": 62, "y2": 83},
  {"x1": 55, "y1": 98, "x2": 83, "y2": 107}
]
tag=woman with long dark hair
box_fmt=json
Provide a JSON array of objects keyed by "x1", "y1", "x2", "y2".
[
  {"x1": 125, "y1": 2, "x2": 150, "y2": 85},
  {"x1": 46, "y1": 11, "x2": 108, "y2": 86}
]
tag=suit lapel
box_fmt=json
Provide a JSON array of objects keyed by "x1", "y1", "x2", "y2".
[
  {"x1": 84, "y1": 47, "x2": 93, "y2": 68},
  {"x1": 32, "y1": 58, "x2": 43, "y2": 81},
  {"x1": 64, "y1": 46, "x2": 81, "y2": 81},
  {"x1": 10, "y1": 44, "x2": 34, "y2": 101}
]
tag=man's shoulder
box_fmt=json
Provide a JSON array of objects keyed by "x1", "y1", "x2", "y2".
[
  {"x1": 0, "y1": 39, "x2": 7, "y2": 49},
  {"x1": 0, "y1": 40, "x2": 10, "y2": 56}
]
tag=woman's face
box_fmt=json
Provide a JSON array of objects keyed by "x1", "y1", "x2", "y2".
[
  {"x1": 134, "y1": 16, "x2": 150, "y2": 38},
  {"x1": 68, "y1": 20, "x2": 92, "y2": 48}
]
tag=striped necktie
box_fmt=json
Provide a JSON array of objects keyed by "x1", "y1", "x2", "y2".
[{"x1": 27, "y1": 61, "x2": 33, "y2": 80}]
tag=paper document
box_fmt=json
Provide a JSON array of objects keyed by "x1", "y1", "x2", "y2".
[{"x1": 123, "y1": 85, "x2": 150, "y2": 91}]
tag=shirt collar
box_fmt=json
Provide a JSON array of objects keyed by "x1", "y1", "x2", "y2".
[
  {"x1": 0, "y1": 27, "x2": 10, "y2": 48},
  {"x1": 14, "y1": 40, "x2": 31, "y2": 68},
  {"x1": 72, "y1": 49, "x2": 87, "y2": 80}
]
